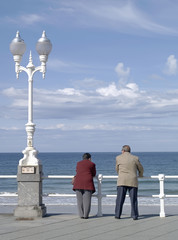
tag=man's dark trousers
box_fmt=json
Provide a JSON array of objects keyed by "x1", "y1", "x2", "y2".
[{"x1": 115, "y1": 186, "x2": 138, "y2": 219}]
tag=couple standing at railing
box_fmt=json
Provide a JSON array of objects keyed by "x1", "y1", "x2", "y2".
[{"x1": 72, "y1": 145, "x2": 144, "y2": 220}]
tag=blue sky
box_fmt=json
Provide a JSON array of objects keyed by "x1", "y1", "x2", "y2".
[{"x1": 1, "y1": 0, "x2": 178, "y2": 152}]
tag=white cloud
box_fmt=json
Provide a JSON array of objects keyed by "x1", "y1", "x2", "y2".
[
  {"x1": 47, "y1": 59, "x2": 70, "y2": 71},
  {"x1": 2, "y1": 87, "x2": 27, "y2": 97},
  {"x1": 149, "y1": 96, "x2": 178, "y2": 108},
  {"x1": 49, "y1": 7, "x2": 75, "y2": 14},
  {"x1": 82, "y1": 123, "x2": 151, "y2": 131},
  {"x1": 37, "y1": 122, "x2": 151, "y2": 132},
  {"x1": 115, "y1": 62, "x2": 130, "y2": 87},
  {"x1": 164, "y1": 55, "x2": 178, "y2": 75},
  {"x1": 72, "y1": 78, "x2": 105, "y2": 89},
  {"x1": 56, "y1": 88, "x2": 82, "y2": 96},
  {"x1": 3, "y1": 80, "x2": 178, "y2": 154},
  {"x1": 0, "y1": 127, "x2": 19, "y2": 131},
  {"x1": 3, "y1": 61, "x2": 178, "y2": 136},
  {"x1": 3, "y1": 82, "x2": 178, "y2": 122},
  {"x1": 96, "y1": 82, "x2": 139, "y2": 99},
  {"x1": 47, "y1": 58, "x2": 92, "y2": 73},
  {"x1": 6, "y1": 14, "x2": 44, "y2": 25},
  {"x1": 20, "y1": 14, "x2": 44, "y2": 25},
  {"x1": 56, "y1": 124, "x2": 65, "y2": 129},
  {"x1": 115, "y1": 62, "x2": 130, "y2": 78},
  {"x1": 96, "y1": 82, "x2": 119, "y2": 97},
  {"x1": 50, "y1": 0, "x2": 178, "y2": 35},
  {"x1": 82, "y1": 123, "x2": 122, "y2": 131},
  {"x1": 12, "y1": 99, "x2": 27, "y2": 107},
  {"x1": 126, "y1": 83, "x2": 139, "y2": 92},
  {"x1": 41, "y1": 124, "x2": 65, "y2": 130},
  {"x1": 3, "y1": 0, "x2": 178, "y2": 36}
]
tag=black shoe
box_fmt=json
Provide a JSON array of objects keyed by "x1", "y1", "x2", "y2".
[
  {"x1": 83, "y1": 217, "x2": 88, "y2": 219},
  {"x1": 133, "y1": 217, "x2": 138, "y2": 220},
  {"x1": 115, "y1": 216, "x2": 120, "y2": 219}
]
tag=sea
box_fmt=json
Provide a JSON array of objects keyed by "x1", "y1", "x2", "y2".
[{"x1": 0, "y1": 152, "x2": 178, "y2": 206}]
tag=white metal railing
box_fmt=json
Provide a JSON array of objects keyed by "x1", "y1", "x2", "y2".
[
  {"x1": 0, "y1": 174, "x2": 178, "y2": 217},
  {"x1": 100, "y1": 174, "x2": 178, "y2": 217}
]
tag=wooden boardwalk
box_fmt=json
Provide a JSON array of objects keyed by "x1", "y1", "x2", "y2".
[{"x1": 0, "y1": 205, "x2": 178, "y2": 240}]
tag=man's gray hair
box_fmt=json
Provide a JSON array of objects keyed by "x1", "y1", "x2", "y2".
[{"x1": 122, "y1": 145, "x2": 131, "y2": 152}]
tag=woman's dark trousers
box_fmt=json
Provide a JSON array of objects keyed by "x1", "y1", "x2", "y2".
[{"x1": 76, "y1": 190, "x2": 92, "y2": 218}]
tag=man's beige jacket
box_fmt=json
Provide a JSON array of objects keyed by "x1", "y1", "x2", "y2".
[{"x1": 116, "y1": 152, "x2": 144, "y2": 188}]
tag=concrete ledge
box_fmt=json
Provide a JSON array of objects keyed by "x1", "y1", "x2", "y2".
[{"x1": 14, "y1": 204, "x2": 46, "y2": 219}]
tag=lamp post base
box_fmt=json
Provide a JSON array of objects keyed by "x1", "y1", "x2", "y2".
[
  {"x1": 15, "y1": 154, "x2": 46, "y2": 219},
  {"x1": 14, "y1": 204, "x2": 46, "y2": 219}
]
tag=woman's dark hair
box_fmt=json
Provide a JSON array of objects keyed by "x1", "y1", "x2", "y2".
[{"x1": 83, "y1": 153, "x2": 91, "y2": 160}]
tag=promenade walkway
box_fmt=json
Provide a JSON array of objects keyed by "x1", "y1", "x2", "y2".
[{"x1": 0, "y1": 205, "x2": 178, "y2": 240}]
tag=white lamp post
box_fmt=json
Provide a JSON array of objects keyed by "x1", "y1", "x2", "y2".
[
  {"x1": 10, "y1": 31, "x2": 52, "y2": 165},
  {"x1": 10, "y1": 31, "x2": 52, "y2": 218}
]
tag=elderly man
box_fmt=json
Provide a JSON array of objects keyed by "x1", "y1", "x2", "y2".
[{"x1": 115, "y1": 145, "x2": 144, "y2": 220}]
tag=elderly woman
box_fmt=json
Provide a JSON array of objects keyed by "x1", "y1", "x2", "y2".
[{"x1": 73, "y1": 153, "x2": 96, "y2": 219}]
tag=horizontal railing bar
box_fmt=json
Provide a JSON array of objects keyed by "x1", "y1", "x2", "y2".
[
  {"x1": 48, "y1": 194, "x2": 76, "y2": 197},
  {"x1": 165, "y1": 176, "x2": 178, "y2": 179},
  {"x1": 0, "y1": 175, "x2": 178, "y2": 179},
  {"x1": 0, "y1": 175, "x2": 163, "y2": 179},
  {"x1": 102, "y1": 176, "x2": 117, "y2": 179},
  {"x1": 0, "y1": 193, "x2": 178, "y2": 198},
  {"x1": 43, "y1": 175, "x2": 74, "y2": 179},
  {"x1": 0, "y1": 175, "x2": 17, "y2": 178},
  {"x1": 165, "y1": 195, "x2": 178, "y2": 197},
  {"x1": 102, "y1": 176, "x2": 158, "y2": 179},
  {"x1": 98, "y1": 194, "x2": 167, "y2": 199}
]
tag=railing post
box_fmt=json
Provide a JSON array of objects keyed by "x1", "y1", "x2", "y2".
[
  {"x1": 158, "y1": 174, "x2": 165, "y2": 217},
  {"x1": 97, "y1": 174, "x2": 103, "y2": 217}
]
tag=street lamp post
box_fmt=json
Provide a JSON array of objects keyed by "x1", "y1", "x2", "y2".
[{"x1": 10, "y1": 31, "x2": 52, "y2": 218}]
